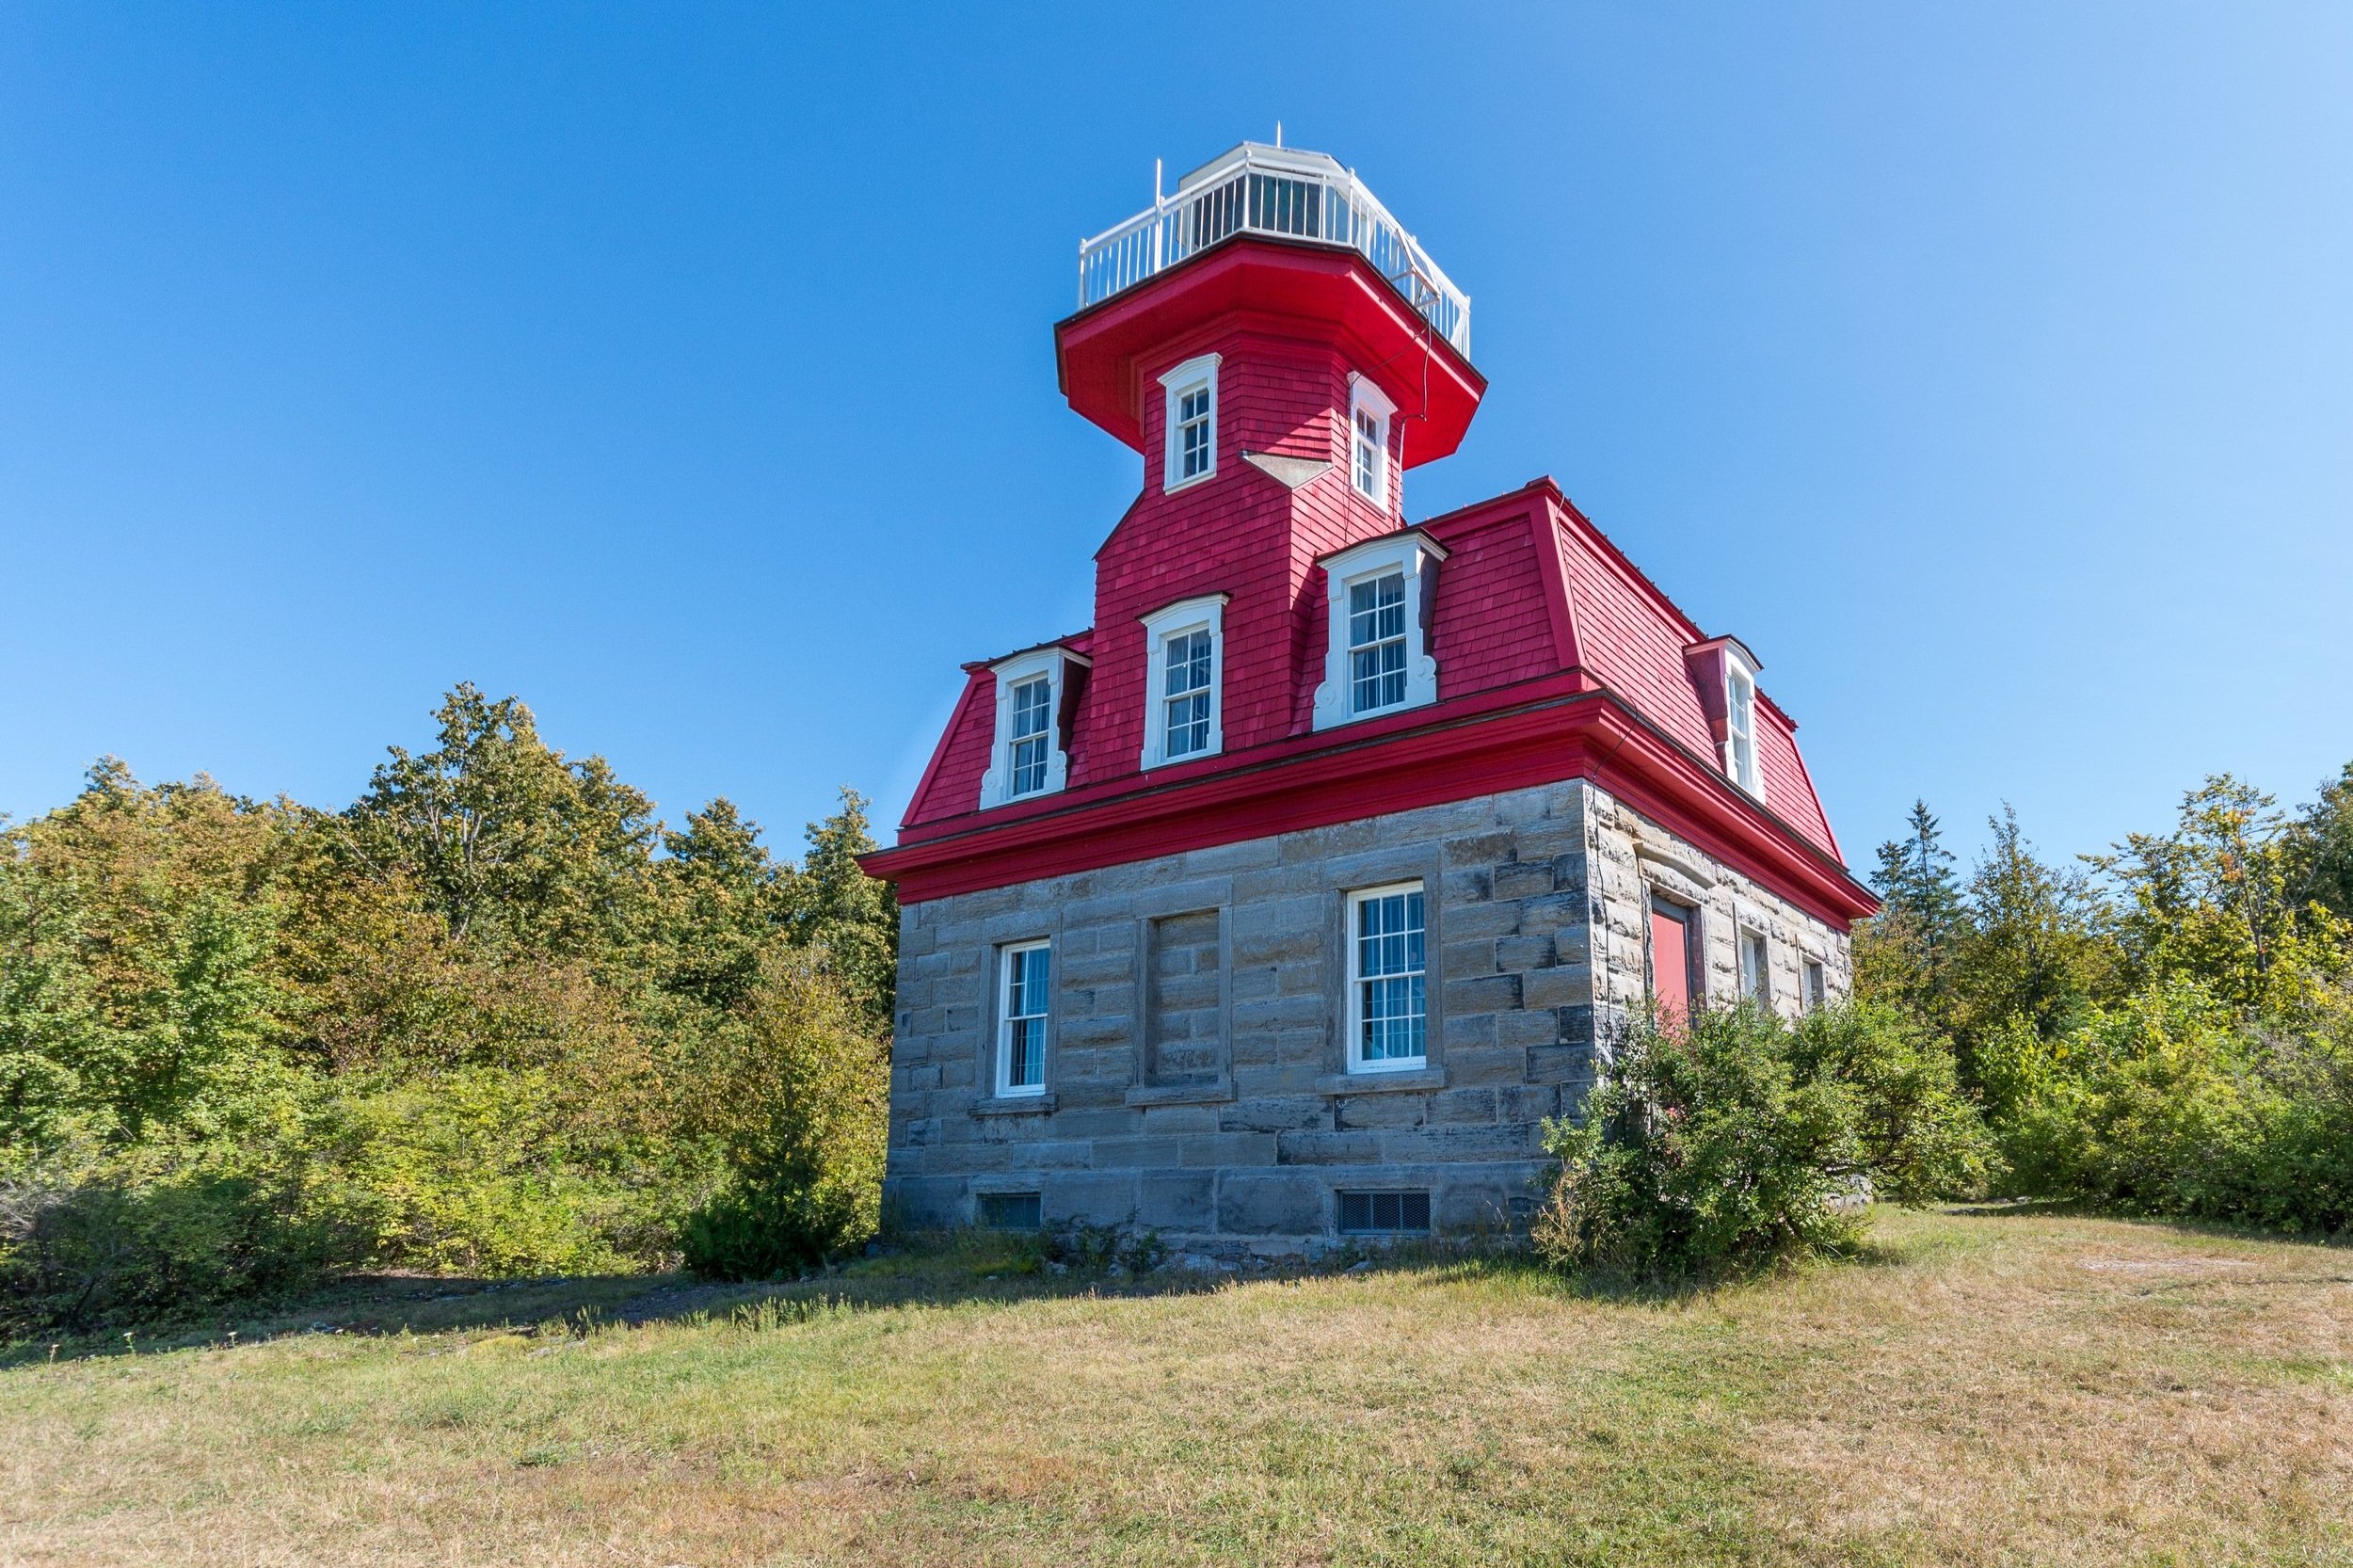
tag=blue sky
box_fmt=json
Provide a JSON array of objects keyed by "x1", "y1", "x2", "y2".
[{"x1": 5, "y1": 4, "x2": 2349, "y2": 875}]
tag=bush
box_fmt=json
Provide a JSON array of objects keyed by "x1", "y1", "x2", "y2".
[
  {"x1": 0, "y1": 1142, "x2": 364, "y2": 1334},
  {"x1": 1790, "y1": 1000, "x2": 1992, "y2": 1204},
  {"x1": 1980, "y1": 980, "x2": 2353, "y2": 1235},
  {"x1": 1535, "y1": 1001, "x2": 1986, "y2": 1278},
  {"x1": 681, "y1": 965, "x2": 887, "y2": 1279}
]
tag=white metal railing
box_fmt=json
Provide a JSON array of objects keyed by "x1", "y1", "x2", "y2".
[{"x1": 1077, "y1": 144, "x2": 1470, "y2": 359}]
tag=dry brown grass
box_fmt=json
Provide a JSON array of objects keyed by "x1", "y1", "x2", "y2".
[{"x1": 2, "y1": 1207, "x2": 2347, "y2": 1566}]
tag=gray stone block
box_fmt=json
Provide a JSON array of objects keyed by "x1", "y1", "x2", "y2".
[
  {"x1": 1044, "y1": 1171, "x2": 1139, "y2": 1227},
  {"x1": 1429, "y1": 1088, "x2": 1498, "y2": 1125},
  {"x1": 883, "y1": 1176, "x2": 967, "y2": 1230},
  {"x1": 1218, "y1": 1096, "x2": 1331, "y2": 1132},
  {"x1": 1491, "y1": 860, "x2": 1556, "y2": 900},
  {"x1": 1444, "y1": 974, "x2": 1521, "y2": 1014},
  {"x1": 1436, "y1": 1178, "x2": 1513, "y2": 1231},
  {"x1": 1216, "y1": 1171, "x2": 1326, "y2": 1234},
  {"x1": 1276, "y1": 1128, "x2": 1383, "y2": 1164},
  {"x1": 1138, "y1": 1170, "x2": 1214, "y2": 1231},
  {"x1": 1332, "y1": 1091, "x2": 1426, "y2": 1129}
]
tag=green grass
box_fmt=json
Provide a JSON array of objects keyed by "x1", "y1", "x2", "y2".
[{"x1": 3, "y1": 1208, "x2": 2348, "y2": 1566}]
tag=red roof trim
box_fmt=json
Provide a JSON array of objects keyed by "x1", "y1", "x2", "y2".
[
  {"x1": 866, "y1": 672, "x2": 1874, "y2": 927},
  {"x1": 902, "y1": 670, "x2": 991, "y2": 827}
]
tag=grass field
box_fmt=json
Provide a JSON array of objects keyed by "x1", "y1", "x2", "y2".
[{"x1": 3, "y1": 1207, "x2": 2347, "y2": 1567}]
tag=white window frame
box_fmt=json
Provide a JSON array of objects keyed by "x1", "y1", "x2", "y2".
[
  {"x1": 1802, "y1": 958, "x2": 1828, "y2": 1012},
  {"x1": 1723, "y1": 648, "x2": 1762, "y2": 798},
  {"x1": 1347, "y1": 373, "x2": 1396, "y2": 510},
  {"x1": 1160, "y1": 352, "x2": 1221, "y2": 493},
  {"x1": 1138, "y1": 594, "x2": 1227, "y2": 769},
  {"x1": 1346, "y1": 881, "x2": 1429, "y2": 1075},
  {"x1": 979, "y1": 647, "x2": 1084, "y2": 809},
  {"x1": 1312, "y1": 532, "x2": 1445, "y2": 730},
  {"x1": 1738, "y1": 927, "x2": 1770, "y2": 1005},
  {"x1": 995, "y1": 938, "x2": 1051, "y2": 1098}
]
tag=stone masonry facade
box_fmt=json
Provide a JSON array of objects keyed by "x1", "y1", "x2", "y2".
[{"x1": 885, "y1": 778, "x2": 1851, "y2": 1256}]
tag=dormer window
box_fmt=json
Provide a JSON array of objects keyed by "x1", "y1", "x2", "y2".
[
  {"x1": 1008, "y1": 676, "x2": 1053, "y2": 795},
  {"x1": 1724, "y1": 654, "x2": 1760, "y2": 797},
  {"x1": 1159, "y1": 353, "x2": 1221, "y2": 492},
  {"x1": 1349, "y1": 573, "x2": 1408, "y2": 712},
  {"x1": 1140, "y1": 594, "x2": 1227, "y2": 768},
  {"x1": 1347, "y1": 374, "x2": 1396, "y2": 509},
  {"x1": 980, "y1": 646, "x2": 1085, "y2": 808},
  {"x1": 1313, "y1": 533, "x2": 1445, "y2": 730}
]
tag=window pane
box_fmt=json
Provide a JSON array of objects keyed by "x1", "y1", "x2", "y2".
[
  {"x1": 1353, "y1": 888, "x2": 1427, "y2": 1066},
  {"x1": 1002, "y1": 945, "x2": 1050, "y2": 1092}
]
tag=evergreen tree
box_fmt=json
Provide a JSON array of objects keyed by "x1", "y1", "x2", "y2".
[
  {"x1": 1857, "y1": 801, "x2": 1965, "y2": 1029},
  {"x1": 1952, "y1": 806, "x2": 2117, "y2": 1046},
  {"x1": 1870, "y1": 801, "x2": 1964, "y2": 936},
  {"x1": 789, "y1": 789, "x2": 899, "y2": 1029}
]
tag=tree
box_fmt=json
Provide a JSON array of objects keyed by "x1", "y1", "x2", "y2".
[
  {"x1": 1950, "y1": 805, "x2": 2119, "y2": 1049},
  {"x1": 788, "y1": 788, "x2": 898, "y2": 1028},
  {"x1": 2285, "y1": 761, "x2": 2353, "y2": 921},
  {"x1": 1857, "y1": 801, "x2": 1966, "y2": 1029},
  {"x1": 653, "y1": 799, "x2": 795, "y2": 1013},
  {"x1": 341, "y1": 685, "x2": 657, "y2": 960},
  {"x1": 2086, "y1": 776, "x2": 2343, "y2": 1012}
]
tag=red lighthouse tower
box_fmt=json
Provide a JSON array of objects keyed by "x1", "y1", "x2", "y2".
[
  {"x1": 1056, "y1": 143, "x2": 1487, "y2": 784},
  {"x1": 864, "y1": 142, "x2": 1872, "y2": 1253}
]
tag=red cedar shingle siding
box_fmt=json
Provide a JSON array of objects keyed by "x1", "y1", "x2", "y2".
[
  {"x1": 903, "y1": 360, "x2": 1845, "y2": 861},
  {"x1": 905, "y1": 672, "x2": 996, "y2": 827},
  {"x1": 1429, "y1": 512, "x2": 1560, "y2": 697},
  {"x1": 1554, "y1": 517, "x2": 1717, "y2": 760}
]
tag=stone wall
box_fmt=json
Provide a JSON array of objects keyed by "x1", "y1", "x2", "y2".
[
  {"x1": 885, "y1": 778, "x2": 1850, "y2": 1256},
  {"x1": 1583, "y1": 789, "x2": 1853, "y2": 1032}
]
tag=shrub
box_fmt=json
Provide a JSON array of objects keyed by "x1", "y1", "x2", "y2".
[
  {"x1": 680, "y1": 965, "x2": 887, "y2": 1279},
  {"x1": 1981, "y1": 980, "x2": 2353, "y2": 1235},
  {"x1": 0, "y1": 1140, "x2": 364, "y2": 1334},
  {"x1": 1790, "y1": 1000, "x2": 1992, "y2": 1203},
  {"x1": 1535, "y1": 1000, "x2": 1988, "y2": 1278}
]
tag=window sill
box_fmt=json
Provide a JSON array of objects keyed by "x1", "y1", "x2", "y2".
[
  {"x1": 972, "y1": 1093, "x2": 1056, "y2": 1117},
  {"x1": 979, "y1": 786, "x2": 1064, "y2": 812},
  {"x1": 1317, "y1": 1066, "x2": 1446, "y2": 1096},
  {"x1": 1162, "y1": 469, "x2": 1215, "y2": 495},
  {"x1": 1124, "y1": 1080, "x2": 1236, "y2": 1108}
]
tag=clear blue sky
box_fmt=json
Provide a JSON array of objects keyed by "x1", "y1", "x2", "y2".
[{"x1": 6, "y1": 4, "x2": 2350, "y2": 875}]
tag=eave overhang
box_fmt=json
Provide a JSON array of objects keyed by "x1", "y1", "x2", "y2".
[
  {"x1": 1054, "y1": 236, "x2": 1486, "y2": 468},
  {"x1": 862, "y1": 671, "x2": 1877, "y2": 928}
]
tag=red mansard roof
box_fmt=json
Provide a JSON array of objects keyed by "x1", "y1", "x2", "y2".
[{"x1": 870, "y1": 477, "x2": 1871, "y2": 926}]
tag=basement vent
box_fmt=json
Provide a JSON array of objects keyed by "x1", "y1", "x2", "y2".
[
  {"x1": 975, "y1": 1192, "x2": 1043, "y2": 1230},
  {"x1": 1337, "y1": 1190, "x2": 1431, "y2": 1235}
]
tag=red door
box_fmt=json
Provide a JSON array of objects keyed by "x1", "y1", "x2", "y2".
[{"x1": 1648, "y1": 902, "x2": 1692, "y2": 1027}]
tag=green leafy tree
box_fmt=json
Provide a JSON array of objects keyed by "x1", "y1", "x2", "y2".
[
  {"x1": 2087, "y1": 776, "x2": 2344, "y2": 1013},
  {"x1": 2284, "y1": 761, "x2": 2353, "y2": 920},
  {"x1": 653, "y1": 799, "x2": 795, "y2": 1014},
  {"x1": 341, "y1": 684, "x2": 657, "y2": 960}
]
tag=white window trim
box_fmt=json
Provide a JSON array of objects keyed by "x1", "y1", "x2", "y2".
[
  {"x1": 1802, "y1": 957, "x2": 1828, "y2": 1012},
  {"x1": 1138, "y1": 594, "x2": 1228, "y2": 769},
  {"x1": 979, "y1": 647, "x2": 1084, "y2": 809},
  {"x1": 996, "y1": 938, "x2": 1051, "y2": 1098},
  {"x1": 1312, "y1": 532, "x2": 1446, "y2": 731},
  {"x1": 1723, "y1": 646, "x2": 1762, "y2": 799},
  {"x1": 1346, "y1": 880, "x2": 1429, "y2": 1076},
  {"x1": 1347, "y1": 373, "x2": 1397, "y2": 511},
  {"x1": 1738, "y1": 926, "x2": 1770, "y2": 1005},
  {"x1": 1160, "y1": 352, "x2": 1221, "y2": 493}
]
